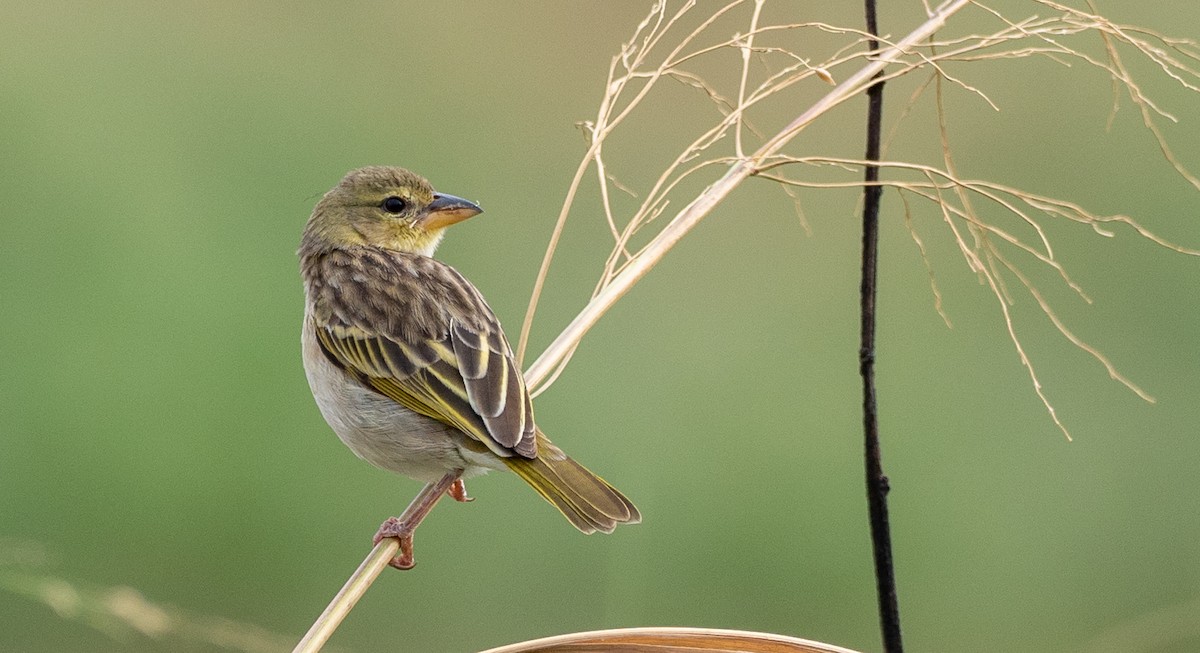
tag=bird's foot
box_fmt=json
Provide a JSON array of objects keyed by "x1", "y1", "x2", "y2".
[
  {"x1": 370, "y1": 472, "x2": 463, "y2": 570},
  {"x1": 447, "y1": 478, "x2": 474, "y2": 503},
  {"x1": 373, "y1": 517, "x2": 417, "y2": 570}
]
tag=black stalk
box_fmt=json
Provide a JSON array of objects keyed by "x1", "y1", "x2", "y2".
[{"x1": 861, "y1": 0, "x2": 903, "y2": 651}]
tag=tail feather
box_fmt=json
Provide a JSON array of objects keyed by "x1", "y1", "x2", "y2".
[{"x1": 504, "y1": 449, "x2": 640, "y2": 534}]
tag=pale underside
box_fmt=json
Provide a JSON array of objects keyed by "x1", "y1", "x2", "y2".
[{"x1": 302, "y1": 321, "x2": 506, "y2": 482}]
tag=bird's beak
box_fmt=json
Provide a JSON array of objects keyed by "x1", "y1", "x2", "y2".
[{"x1": 418, "y1": 193, "x2": 482, "y2": 230}]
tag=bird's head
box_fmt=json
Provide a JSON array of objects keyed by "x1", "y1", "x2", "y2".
[{"x1": 302, "y1": 166, "x2": 482, "y2": 257}]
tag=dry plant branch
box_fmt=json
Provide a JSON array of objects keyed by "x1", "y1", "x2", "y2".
[
  {"x1": 521, "y1": 0, "x2": 973, "y2": 390},
  {"x1": 293, "y1": 474, "x2": 459, "y2": 653},
  {"x1": 516, "y1": 0, "x2": 1198, "y2": 435},
  {"x1": 291, "y1": 540, "x2": 397, "y2": 653},
  {"x1": 759, "y1": 153, "x2": 1198, "y2": 436}
]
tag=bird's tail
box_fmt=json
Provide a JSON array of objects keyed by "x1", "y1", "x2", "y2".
[{"x1": 503, "y1": 434, "x2": 640, "y2": 534}]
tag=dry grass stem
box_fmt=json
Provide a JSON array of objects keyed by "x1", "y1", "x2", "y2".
[
  {"x1": 521, "y1": 0, "x2": 974, "y2": 389},
  {"x1": 291, "y1": 540, "x2": 397, "y2": 653},
  {"x1": 0, "y1": 568, "x2": 295, "y2": 653},
  {"x1": 517, "y1": 0, "x2": 1198, "y2": 439}
]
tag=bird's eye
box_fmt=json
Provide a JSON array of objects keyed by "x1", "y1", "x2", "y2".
[{"x1": 381, "y1": 196, "x2": 407, "y2": 214}]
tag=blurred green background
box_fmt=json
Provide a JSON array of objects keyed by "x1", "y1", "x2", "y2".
[{"x1": 2, "y1": 2, "x2": 1198, "y2": 652}]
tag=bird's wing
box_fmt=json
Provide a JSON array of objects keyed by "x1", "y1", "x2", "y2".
[{"x1": 307, "y1": 248, "x2": 536, "y2": 458}]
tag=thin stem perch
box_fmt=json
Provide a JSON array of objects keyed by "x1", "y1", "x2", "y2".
[{"x1": 292, "y1": 473, "x2": 460, "y2": 653}]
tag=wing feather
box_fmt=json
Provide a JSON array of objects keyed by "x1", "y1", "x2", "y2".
[{"x1": 306, "y1": 247, "x2": 536, "y2": 458}]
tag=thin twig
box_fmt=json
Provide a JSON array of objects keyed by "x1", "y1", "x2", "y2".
[
  {"x1": 293, "y1": 474, "x2": 459, "y2": 653},
  {"x1": 515, "y1": 0, "x2": 750, "y2": 366},
  {"x1": 860, "y1": 2, "x2": 902, "y2": 651},
  {"x1": 291, "y1": 542, "x2": 396, "y2": 653}
]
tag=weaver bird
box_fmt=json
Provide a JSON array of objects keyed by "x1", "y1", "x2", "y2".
[{"x1": 299, "y1": 166, "x2": 639, "y2": 568}]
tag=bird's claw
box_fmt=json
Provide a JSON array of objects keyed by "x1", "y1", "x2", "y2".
[
  {"x1": 374, "y1": 516, "x2": 418, "y2": 570},
  {"x1": 370, "y1": 473, "x2": 467, "y2": 571},
  {"x1": 447, "y1": 479, "x2": 474, "y2": 503}
]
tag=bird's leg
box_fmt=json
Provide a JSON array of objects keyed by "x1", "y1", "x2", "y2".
[
  {"x1": 373, "y1": 470, "x2": 462, "y2": 570},
  {"x1": 447, "y1": 478, "x2": 473, "y2": 502}
]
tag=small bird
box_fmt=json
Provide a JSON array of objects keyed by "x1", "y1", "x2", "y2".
[{"x1": 299, "y1": 166, "x2": 639, "y2": 568}]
